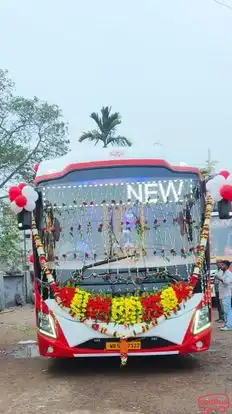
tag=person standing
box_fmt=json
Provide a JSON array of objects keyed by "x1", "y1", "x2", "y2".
[
  {"x1": 214, "y1": 260, "x2": 224, "y2": 323},
  {"x1": 215, "y1": 260, "x2": 232, "y2": 331}
]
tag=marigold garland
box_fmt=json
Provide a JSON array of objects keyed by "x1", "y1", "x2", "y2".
[
  {"x1": 160, "y1": 287, "x2": 179, "y2": 316},
  {"x1": 31, "y1": 193, "x2": 213, "y2": 363},
  {"x1": 70, "y1": 288, "x2": 90, "y2": 320}
]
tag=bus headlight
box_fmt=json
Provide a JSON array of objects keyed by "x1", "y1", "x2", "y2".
[
  {"x1": 37, "y1": 311, "x2": 57, "y2": 338},
  {"x1": 193, "y1": 306, "x2": 211, "y2": 335}
]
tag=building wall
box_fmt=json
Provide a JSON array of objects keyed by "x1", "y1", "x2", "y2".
[{"x1": 0, "y1": 271, "x2": 33, "y2": 309}]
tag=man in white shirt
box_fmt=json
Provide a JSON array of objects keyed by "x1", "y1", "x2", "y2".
[{"x1": 215, "y1": 260, "x2": 232, "y2": 331}]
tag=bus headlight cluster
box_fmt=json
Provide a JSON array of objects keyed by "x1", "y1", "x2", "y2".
[
  {"x1": 37, "y1": 311, "x2": 57, "y2": 338},
  {"x1": 193, "y1": 306, "x2": 211, "y2": 335}
]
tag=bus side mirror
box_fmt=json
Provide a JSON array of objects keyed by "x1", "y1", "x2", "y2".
[
  {"x1": 17, "y1": 210, "x2": 32, "y2": 230},
  {"x1": 218, "y1": 199, "x2": 232, "y2": 220}
]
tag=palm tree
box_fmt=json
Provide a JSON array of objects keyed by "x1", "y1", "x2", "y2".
[
  {"x1": 78, "y1": 106, "x2": 132, "y2": 148},
  {"x1": 200, "y1": 148, "x2": 218, "y2": 177}
]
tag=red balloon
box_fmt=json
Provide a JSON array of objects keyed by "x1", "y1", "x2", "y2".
[
  {"x1": 33, "y1": 163, "x2": 39, "y2": 173},
  {"x1": 219, "y1": 170, "x2": 230, "y2": 179},
  {"x1": 15, "y1": 194, "x2": 27, "y2": 208},
  {"x1": 220, "y1": 184, "x2": 232, "y2": 202},
  {"x1": 8, "y1": 186, "x2": 21, "y2": 202},
  {"x1": 28, "y1": 254, "x2": 34, "y2": 264},
  {"x1": 18, "y1": 182, "x2": 27, "y2": 190}
]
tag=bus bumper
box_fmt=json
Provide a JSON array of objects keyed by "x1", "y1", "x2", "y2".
[{"x1": 37, "y1": 326, "x2": 211, "y2": 358}]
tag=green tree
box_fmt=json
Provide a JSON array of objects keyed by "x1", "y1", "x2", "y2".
[
  {"x1": 0, "y1": 202, "x2": 23, "y2": 271},
  {"x1": 200, "y1": 160, "x2": 218, "y2": 177},
  {"x1": 78, "y1": 106, "x2": 132, "y2": 148},
  {"x1": 0, "y1": 69, "x2": 70, "y2": 189}
]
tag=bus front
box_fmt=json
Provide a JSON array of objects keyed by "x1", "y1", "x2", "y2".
[{"x1": 33, "y1": 157, "x2": 211, "y2": 361}]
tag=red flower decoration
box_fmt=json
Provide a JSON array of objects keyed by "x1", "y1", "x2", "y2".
[
  {"x1": 141, "y1": 293, "x2": 163, "y2": 322},
  {"x1": 59, "y1": 287, "x2": 75, "y2": 308},
  {"x1": 86, "y1": 296, "x2": 111, "y2": 323},
  {"x1": 172, "y1": 281, "x2": 192, "y2": 302}
]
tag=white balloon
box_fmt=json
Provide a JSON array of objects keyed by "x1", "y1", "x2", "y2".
[
  {"x1": 225, "y1": 175, "x2": 232, "y2": 185},
  {"x1": 206, "y1": 175, "x2": 225, "y2": 197},
  {"x1": 31, "y1": 191, "x2": 38, "y2": 202},
  {"x1": 24, "y1": 200, "x2": 36, "y2": 212},
  {"x1": 10, "y1": 201, "x2": 23, "y2": 214},
  {"x1": 213, "y1": 193, "x2": 222, "y2": 202},
  {"x1": 22, "y1": 185, "x2": 38, "y2": 202}
]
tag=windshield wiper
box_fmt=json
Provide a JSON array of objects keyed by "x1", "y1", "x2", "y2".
[
  {"x1": 73, "y1": 254, "x2": 136, "y2": 274},
  {"x1": 71, "y1": 256, "x2": 183, "y2": 283}
]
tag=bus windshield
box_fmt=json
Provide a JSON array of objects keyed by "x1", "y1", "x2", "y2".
[{"x1": 38, "y1": 166, "x2": 203, "y2": 289}]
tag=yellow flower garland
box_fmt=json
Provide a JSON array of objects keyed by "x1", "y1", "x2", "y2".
[
  {"x1": 70, "y1": 288, "x2": 90, "y2": 319},
  {"x1": 160, "y1": 287, "x2": 179, "y2": 315},
  {"x1": 111, "y1": 296, "x2": 143, "y2": 325}
]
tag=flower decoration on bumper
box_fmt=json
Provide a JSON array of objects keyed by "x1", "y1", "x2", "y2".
[
  {"x1": 54, "y1": 283, "x2": 192, "y2": 329},
  {"x1": 8, "y1": 183, "x2": 38, "y2": 214}
]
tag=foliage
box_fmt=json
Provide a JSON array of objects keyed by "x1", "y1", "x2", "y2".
[
  {"x1": 78, "y1": 106, "x2": 132, "y2": 148},
  {"x1": 200, "y1": 159, "x2": 218, "y2": 177},
  {"x1": 0, "y1": 69, "x2": 70, "y2": 189},
  {"x1": 0, "y1": 202, "x2": 23, "y2": 271}
]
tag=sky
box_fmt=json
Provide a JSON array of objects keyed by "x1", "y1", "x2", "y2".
[{"x1": 1, "y1": 0, "x2": 232, "y2": 170}]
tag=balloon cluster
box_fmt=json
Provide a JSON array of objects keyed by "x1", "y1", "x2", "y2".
[
  {"x1": 206, "y1": 170, "x2": 232, "y2": 202},
  {"x1": 8, "y1": 183, "x2": 38, "y2": 214}
]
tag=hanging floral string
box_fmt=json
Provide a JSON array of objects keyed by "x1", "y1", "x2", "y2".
[{"x1": 188, "y1": 193, "x2": 213, "y2": 287}]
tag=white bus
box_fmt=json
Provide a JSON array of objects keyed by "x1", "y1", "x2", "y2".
[{"x1": 19, "y1": 146, "x2": 221, "y2": 363}]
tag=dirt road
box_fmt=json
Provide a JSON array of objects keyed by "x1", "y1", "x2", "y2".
[{"x1": 0, "y1": 306, "x2": 232, "y2": 414}]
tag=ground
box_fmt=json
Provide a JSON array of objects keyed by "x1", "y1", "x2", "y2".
[{"x1": 0, "y1": 306, "x2": 232, "y2": 414}]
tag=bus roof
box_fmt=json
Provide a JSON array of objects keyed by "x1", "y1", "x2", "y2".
[{"x1": 35, "y1": 144, "x2": 200, "y2": 184}]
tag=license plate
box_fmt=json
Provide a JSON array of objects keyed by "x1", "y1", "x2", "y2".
[{"x1": 105, "y1": 341, "x2": 141, "y2": 350}]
